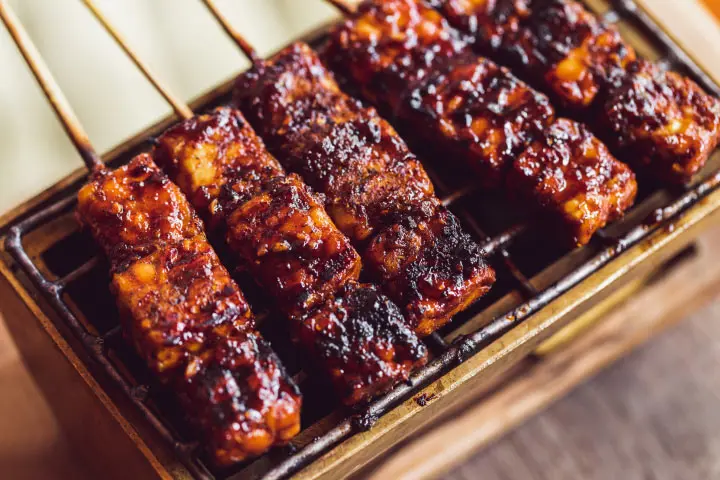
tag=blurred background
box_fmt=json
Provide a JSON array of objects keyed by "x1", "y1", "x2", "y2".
[{"x1": 0, "y1": 0, "x2": 338, "y2": 215}]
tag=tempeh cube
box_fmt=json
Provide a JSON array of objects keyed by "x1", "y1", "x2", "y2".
[
  {"x1": 178, "y1": 329, "x2": 301, "y2": 465},
  {"x1": 507, "y1": 119, "x2": 637, "y2": 246},
  {"x1": 404, "y1": 57, "x2": 555, "y2": 186},
  {"x1": 76, "y1": 154, "x2": 204, "y2": 268},
  {"x1": 296, "y1": 283, "x2": 428, "y2": 405},
  {"x1": 364, "y1": 201, "x2": 495, "y2": 335},
  {"x1": 326, "y1": 0, "x2": 467, "y2": 113},
  {"x1": 111, "y1": 235, "x2": 254, "y2": 375},
  {"x1": 600, "y1": 60, "x2": 720, "y2": 184},
  {"x1": 154, "y1": 107, "x2": 284, "y2": 230},
  {"x1": 226, "y1": 174, "x2": 361, "y2": 318}
]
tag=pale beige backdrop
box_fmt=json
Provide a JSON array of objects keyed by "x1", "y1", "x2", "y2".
[{"x1": 0, "y1": 0, "x2": 338, "y2": 215}]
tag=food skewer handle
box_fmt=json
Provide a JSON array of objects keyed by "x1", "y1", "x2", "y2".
[
  {"x1": 200, "y1": 0, "x2": 261, "y2": 63},
  {"x1": 82, "y1": 0, "x2": 194, "y2": 120},
  {"x1": 0, "y1": 0, "x2": 104, "y2": 172},
  {"x1": 326, "y1": 0, "x2": 359, "y2": 16}
]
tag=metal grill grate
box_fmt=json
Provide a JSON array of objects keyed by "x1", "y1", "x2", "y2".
[{"x1": 3, "y1": 1, "x2": 720, "y2": 479}]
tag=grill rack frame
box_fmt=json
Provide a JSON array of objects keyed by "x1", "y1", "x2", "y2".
[{"x1": 1, "y1": 1, "x2": 720, "y2": 479}]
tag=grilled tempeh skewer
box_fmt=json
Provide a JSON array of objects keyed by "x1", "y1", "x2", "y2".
[
  {"x1": 324, "y1": 0, "x2": 636, "y2": 245},
  {"x1": 234, "y1": 41, "x2": 496, "y2": 336},
  {"x1": 153, "y1": 107, "x2": 428, "y2": 403},
  {"x1": 79, "y1": 156, "x2": 303, "y2": 465},
  {"x1": 0, "y1": 2, "x2": 302, "y2": 465},
  {"x1": 428, "y1": 0, "x2": 720, "y2": 183}
]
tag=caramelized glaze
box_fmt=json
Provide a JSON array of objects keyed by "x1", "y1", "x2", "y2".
[
  {"x1": 507, "y1": 119, "x2": 637, "y2": 245},
  {"x1": 235, "y1": 42, "x2": 495, "y2": 335},
  {"x1": 601, "y1": 60, "x2": 720, "y2": 183},
  {"x1": 77, "y1": 154, "x2": 302, "y2": 465}
]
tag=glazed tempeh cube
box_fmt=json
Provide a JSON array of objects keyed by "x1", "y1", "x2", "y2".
[
  {"x1": 226, "y1": 174, "x2": 361, "y2": 318},
  {"x1": 112, "y1": 235, "x2": 254, "y2": 375},
  {"x1": 365, "y1": 202, "x2": 495, "y2": 335},
  {"x1": 507, "y1": 119, "x2": 637, "y2": 246},
  {"x1": 326, "y1": 0, "x2": 467, "y2": 114},
  {"x1": 235, "y1": 42, "x2": 495, "y2": 335},
  {"x1": 404, "y1": 57, "x2": 555, "y2": 186},
  {"x1": 600, "y1": 60, "x2": 720, "y2": 184},
  {"x1": 178, "y1": 329, "x2": 301, "y2": 465},
  {"x1": 431, "y1": 0, "x2": 636, "y2": 108},
  {"x1": 76, "y1": 154, "x2": 204, "y2": 268},
  {"x1": 296, "y1": 283, "x2": 428, "y2": 405},
  {"x1": 154, "y1": 106, "x2": 284, "y2": 230}
]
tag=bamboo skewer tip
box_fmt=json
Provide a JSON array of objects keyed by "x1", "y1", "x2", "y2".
[
  {"x1": 82, "y1": 0, "x2": 194, "y2": 121},
  {"x1": 199, "y1": 0, "x2": 261, "y2": 64},
  {"x1": 326, "y1": 0, "x2": 358, "y2": 16}
]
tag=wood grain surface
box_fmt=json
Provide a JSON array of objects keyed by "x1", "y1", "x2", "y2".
[{"x1": 445, "y1": 295, "x2": 720, "y2": 480}]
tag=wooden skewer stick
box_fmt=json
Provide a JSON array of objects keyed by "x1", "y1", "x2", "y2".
[
  {"x1": 82, "y1": 0, "x2": 194, "y2": 120},
  {"x1": 326, "y1": 0, "x2": 359, "y2": 16},
  {"x1": 200, "y1": 0, "x2": 261, "y2": 64},
  {"x1": 0, "y1": 0, "x2": 104, "y2": 171}
]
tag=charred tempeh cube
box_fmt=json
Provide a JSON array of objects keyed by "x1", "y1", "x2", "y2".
[
  {"x1": 404, "y1": 57, "x2": 555, "y2": 186},
  {"x1": 235, "y1": 42, "x2": 495, "y2": 334},
  {"x1": 364, "y1": 201, "x2": 494, "y2": 335},
  {"x1": 431, "y1": 0, "x2": 636, "y2": 108},
  {"x1": 112, "y1": 235, "x2": 254, "y2": 375},
  {"x1": 326, "y1": 0, "x2": 467, "y2": 114},
  {"x1": 154, "y1": 107, "x2": 284, "y2": 230},
  {"x1": 226, "y1": 174, "x2": 361, "y2": 318},
  {"x1": 76, "y1": 154, "x2": 204, "y2": 268},
  {"x1": 78, "y1": 154, "x2": 301, "y2": 465},
  {"x1": 600, "y1": 60, "x2": 720, "y2": 184},
  {"x1": 296, "y1": 283, "x2": 428, "y2": 405},
  {"x1": 180, "y1": 329, "x2": 301, "y2": 465},
  {"x1": 507, "y1": 119, "x2": 637, "y2": 246}
]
